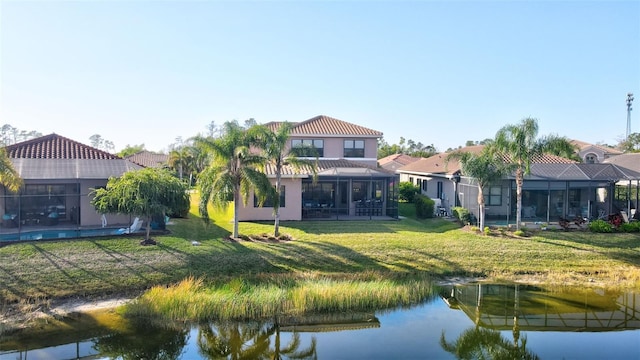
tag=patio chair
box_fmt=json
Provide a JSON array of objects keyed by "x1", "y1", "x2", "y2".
[{"x1": 116, "y1": 217, "x2": 143, "y2": 234}]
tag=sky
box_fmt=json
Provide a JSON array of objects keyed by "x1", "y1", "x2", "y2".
[{"x1": 1, "y1": 0, "x2": 639, "y2": 154}]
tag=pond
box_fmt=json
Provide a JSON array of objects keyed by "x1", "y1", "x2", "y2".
[{"x1": 1, "y1": 283, "x2": 638, "y2": 359}]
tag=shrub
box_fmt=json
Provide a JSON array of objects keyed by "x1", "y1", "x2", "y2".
[
  {"x1": 451, "y1": 207, "x2": 473, "y2": 224},
  {"x1": 619, "y1": 222, "x2": 640, "y2": 233},
  {"x1": 399, "y1": 182, "x2": 420, "y2": 203},
  {"x1": 470, "y1": 226, "x2": 479, "y2": 232},
  {"x1": 414, "y1": 195, "x2": 435, "y2": 219},
  {"x1": 513, "y1": 229, "x2": 525, "y2": 237},
  {"x1": 588, "y1": 219, "x2": 613, "y2": 233},
  {"x1": 483, "y1": 226, "x2": 491, "y2": 236}
]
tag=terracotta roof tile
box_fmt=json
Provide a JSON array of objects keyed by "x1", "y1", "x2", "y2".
[
  {"x1": 6, "y1": 133, "x2": 120, "y2": 160},
  {"x1": 570, "y1": 139, "x2": 622, "y2": 155},
  {"x1": 397, "y1": 145, "x2": 576, "y2": 175},
  {"x1": 264, "y1": 115, "x2": 382, "y2": 137},
  {"x1": 125, "y1": 151, "x2": 169, "y2": 168}
]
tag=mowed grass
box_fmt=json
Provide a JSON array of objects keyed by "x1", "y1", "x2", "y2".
[{"x1": 1, "y1": 200, "x2": 639, "y2": 307}]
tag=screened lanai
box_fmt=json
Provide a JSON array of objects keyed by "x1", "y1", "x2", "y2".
[
  {"x1": 456, "y1": 163, "x2": 640, "y2": 226},
  {"x1": 300, "y1": 166, "x2": 399, "y2": 220}
]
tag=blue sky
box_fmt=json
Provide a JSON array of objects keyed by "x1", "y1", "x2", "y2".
[{"x1": 1, "y1": 1, "x2": 639, "y2": 153}]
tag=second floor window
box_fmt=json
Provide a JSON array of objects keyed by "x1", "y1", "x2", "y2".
[
  {"x1": 344, "y1": 140, "x2": 364, "y2": 158},
  {"x1": 291, "y1": 139, "x2": 324, "y2": 157}
]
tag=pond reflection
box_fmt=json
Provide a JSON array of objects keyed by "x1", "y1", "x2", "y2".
[{"x1": 1, "y1": 283, "x2": 638, "y2": 359}]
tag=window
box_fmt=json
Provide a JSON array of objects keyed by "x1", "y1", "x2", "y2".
[
  {"x1": 416, "y1": 179, "x2": 422, "y2": 191},
  {"x1": 291, "y1": 139, "x2": 324, "y2": 157},
  {"x1": 421, "y1": 179, "x2": 427, "y2": 191},
  {"x1": 344, "y1": 140, "x2": 365, "y2": 157},
  {"x1": 483, "y1": 186, "x2": 502, "y2": 206},
  {"x1": 437, "y1": 181, "x2": 444, "y2": 199},
  {"x1": 409, "y1": 177, "x2": 414, "y2": 184},
  {"x1": 254, "y1": 186, "x2": 286, "y2": 208},
  {"x1": 585, "y1": 153, "x2": 597, "y2": 164}
]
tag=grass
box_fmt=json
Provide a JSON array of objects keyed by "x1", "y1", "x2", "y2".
[
  {"x1": 125, "y1": 272, "x2": 437, "y2": 323},
  {"x1": 1, "y1": 199, "x2": 639, "y2": 320}
]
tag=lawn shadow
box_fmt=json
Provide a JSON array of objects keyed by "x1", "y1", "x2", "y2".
[
  {"x1": 280, "y1": 217, "x2": 460, "y2": 235},
  {"x1": 531, "y1": 231, "x2": 640, "y2": 266}
]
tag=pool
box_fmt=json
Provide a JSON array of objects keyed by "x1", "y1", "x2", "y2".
[{"x1": 0, "y1": 227, "x2": 127, "y2": 242}]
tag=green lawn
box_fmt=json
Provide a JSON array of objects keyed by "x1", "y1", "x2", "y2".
[{"x1": 1, "y1": 202, "x2": 639, "y2": 304}]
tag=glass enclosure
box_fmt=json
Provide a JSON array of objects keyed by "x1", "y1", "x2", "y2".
[{"x1": 301, "y1": 177, "x2": 398, "y2": 219}]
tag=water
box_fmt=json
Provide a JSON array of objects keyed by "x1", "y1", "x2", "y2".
[
  {"x1": 1, "y1": 283, "x2": 638, "y2": 359},
  {"x1": 0, "y1": 227, "x2": 125, "y2": 241}
]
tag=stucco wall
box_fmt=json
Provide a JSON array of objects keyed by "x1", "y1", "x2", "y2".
[
  {"x1": 80, "y1": 179, "x2": 132, "y2": 227},
  {"x1": 237, "y1": 178, "x2": 303, "y2": 221}
]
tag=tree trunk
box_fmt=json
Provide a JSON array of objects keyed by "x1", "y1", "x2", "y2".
[
  {"x1": 274, "y1": 170, "x2": 281, "y2": 237},
  {"x1": 477, "y1": 186, "x2": 485, "y2": 231},
  {"x1": 515, "y1": 168, "x2": 523, "y2": 230},
  {"x1": 233, "y1": 182, "x2": 240, "y2": 239}
]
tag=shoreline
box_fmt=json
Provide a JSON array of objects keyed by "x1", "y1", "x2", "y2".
[{"x1": 0, "y1": 274, "x2": 618, "y2": 334}]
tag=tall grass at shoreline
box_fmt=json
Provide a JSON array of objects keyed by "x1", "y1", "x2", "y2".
[{"x1": 125, "y1": 272, "x2": 437, "y2": 322}]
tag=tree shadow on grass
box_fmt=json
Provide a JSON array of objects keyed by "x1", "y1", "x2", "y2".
[
  {"x1": 280, "y1": 218, "x2": 460, "y2": 235},
  {"x1": 530, "y1": 232, "x2": 640, "y2": 266}
]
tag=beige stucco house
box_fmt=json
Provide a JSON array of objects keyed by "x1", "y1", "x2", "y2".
[{"x1": 236, "y1": 115, "x2": 399, "y2": 221}]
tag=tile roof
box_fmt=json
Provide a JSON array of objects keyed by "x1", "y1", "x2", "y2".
[
  {"x1": 570, "y1": 139, "x2": 622, "y2": 155},
  {"x1": 603, "y1": 153, "x2": 640, "y2": 172},
  {"x1": 5, "y1": 133, "x2": 120, "y2": 160},
  {"x1": 263, "y1": 159, "x2": 395, "y2": 177},
  {"x1": 125, "y1": 151, "x2": 170, "y2": 168},
  {"x1": 378, "y1": 154, "x2": 421, "y2": 166},
  {"x1": 397, "y1": 145, "x2": 576, "y2": 175},
  {"x1": 526, "y1": 163, "x2": 640, "y2": 181},
  {"x1": 264, "y1": 115, "x2": 382, "y2": 137}
]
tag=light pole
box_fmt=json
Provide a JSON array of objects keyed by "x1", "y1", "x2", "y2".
[{"x1": 627, "y1": 93, "x2": 634, "y2": 140}]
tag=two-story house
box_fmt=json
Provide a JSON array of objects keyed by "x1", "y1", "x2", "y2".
[
  {"x1": 236, "y1": 115, "x2": 399, "y2": 221},
  {"x1": 571, "y1": 139, "x2": 622, "y2": 164}
]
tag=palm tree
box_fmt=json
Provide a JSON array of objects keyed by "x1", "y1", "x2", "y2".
[
  {"x1": 253, "y1": 122, "x2": 318, "y2": 237},
  {"x1": 493, "y1": 118, "x2": 577, "y2": 229},
  {"x1": 195, "y1": 121, "x2": 272, "y2": 239},
  {"x1": 264, "y1": 318, "x2": 317, "y2": 360},
  {"x1": 0, "y1": 147, "x2": 22, "y2": 192},
  {"x1": 446, "y1": 146, "x2": 512, "y2": 230}
]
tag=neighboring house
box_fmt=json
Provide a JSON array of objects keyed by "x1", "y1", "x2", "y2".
[
  {"x1": 397, "y1": 145, "x2": 640, "y2": 225},
  {"x1": 377, "y1": 154, "x2": 421, "y2": 172},
  {"x1": 1, "y1": 134, "x2": 142, "y2": 234},
  {"x1": 236, "y1": 115, "x2": 399, "y2": 221},
  {"x1": 603, "y1": 153, "x2": 640, "y2": 219},
  {"x1": 571, "y1": 139, "x2": 622, "y2": 164},
  {"x1": 125, "y1": 150, "x2": 169, "y2": 168}
]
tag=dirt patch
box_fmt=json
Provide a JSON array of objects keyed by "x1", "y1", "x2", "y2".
[{"x1": 1, "y1": 295, "x2": 135, "y2": 334}]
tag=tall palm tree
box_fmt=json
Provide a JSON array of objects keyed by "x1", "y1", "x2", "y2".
[
  {"x1": 253, "y1": 122, "x2": 318, "y2": 237},
  {"x1": 492, "y1": 118, "x2": 577, "y2": 229},
  {"x1": 195, "y1": 121, "x2": 272, "y2": 239},
  {"x1": 0, "y1": 147, "x2": 22, "y2": 192},
  {"x1": 446, "y1": 146, "x2": 512, "y2": 230}
]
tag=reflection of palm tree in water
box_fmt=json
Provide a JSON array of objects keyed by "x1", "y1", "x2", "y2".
[
  {"x1": 197, "y1": 319, "x2": 317, "y2": 360},
  {"x1": 264, "y1": 317, "x2": 317, "y2": 360},
  {"x1": 441, "y1": 284, "x2": 538, "y2": 360},
  {"x1": 197, "y1": 321, "x2": 270, "y2": 359},
  {"x1": 440, "y1": 327, "x2": 539, "y2": 360}
]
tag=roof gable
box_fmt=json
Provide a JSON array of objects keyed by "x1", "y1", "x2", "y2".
[{"x1": 5, "y1": 133, "x2": 120, "y2": 160}]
